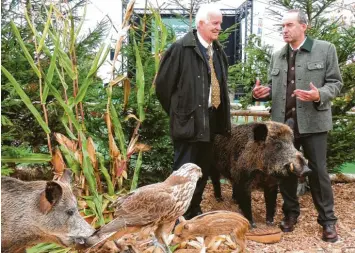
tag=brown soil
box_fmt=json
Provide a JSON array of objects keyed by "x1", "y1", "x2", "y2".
[{"x1": 201, "y1": 182, "x2": 355, "y2": 253}]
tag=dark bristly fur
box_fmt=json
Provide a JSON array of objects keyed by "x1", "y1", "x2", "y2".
[{"x1": 211, "y1": 121, "x2": 309, "y2": 226}]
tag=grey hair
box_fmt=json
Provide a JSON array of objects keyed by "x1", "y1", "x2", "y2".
[
  {"x1": 286, "y1": 9, "x2": 308, "y2": 25},
  {"x1": 195, "y1": 4, "x2": 222, "y2": 28}
]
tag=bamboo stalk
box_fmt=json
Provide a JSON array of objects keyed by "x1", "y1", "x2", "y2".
[
  {"x1": 140, "y1": 0, "x2": 148, "y2": 50},
  {"x1": 61, "y1": 66, "x2": 73, "y2": 132},
  {"x1": 26, "y1": 1, "x2": 52, "y2": 154},
  {"x1": 69, "y1": 14, "x2": 83, "y2": 148},
  {"x1": 111, "y1": 0, "x2": 136, "y2": 79}
]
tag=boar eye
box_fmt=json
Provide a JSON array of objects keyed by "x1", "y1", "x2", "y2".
[
  {"x1": 66, "y1": 209, "x2": 75, "y2": 216},
  {"x1": 275, "y1": 143, "x2": 282, "y2": 149}
]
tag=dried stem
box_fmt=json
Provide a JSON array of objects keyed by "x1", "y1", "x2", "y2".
[
  {"x1": 26, "y1": 0, "x2": 52, "y2": 154},
  {"x1": 61, "y1": 66, "x2": 73, "y2": 132}
]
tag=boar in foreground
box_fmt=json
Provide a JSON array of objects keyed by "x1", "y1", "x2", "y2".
[
  {"x1": 1, "y1": 170, "x2": 95, "y2": 253},
  {"x1": 211, "y1": 121, "x2": 311, "y2": 227}
]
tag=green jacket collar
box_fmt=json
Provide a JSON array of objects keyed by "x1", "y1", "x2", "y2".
[{"x1": 280, "y1": 36, "x2": 314, "y2": 58}]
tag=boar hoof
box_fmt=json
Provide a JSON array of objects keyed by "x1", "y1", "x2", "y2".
[
  {"x1": 215, "y1": 196, "x2": 224, "y2": 202},
  {"x1": 266, "y1": 220, "x2": 275, "y2": 226},
  {"x1": 250, "y1": 222, "x2": 257, "y2": 228}
]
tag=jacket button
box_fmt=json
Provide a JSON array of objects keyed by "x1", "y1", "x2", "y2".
[
  {"x1": 292, "y1": 107, "x2": 295, "y2": 111},
  {"x1": 199, "y1": 104, "x2": 202, "y2": 107},
  {"x1": 282, "y1": 110, "x2": 285, "y2": 113},
  {"x1": 283, "y1": 97, "x2": 286, "y2": 100},
  {"x1": 197, "y1": 76, "x2": 200, "y2": 78}
]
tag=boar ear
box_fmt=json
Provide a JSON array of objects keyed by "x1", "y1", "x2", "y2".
[
  {"x1": 59, "y1": 169, "x2": 72, "y2": 185},
  {"x1": 39, "y1": 181, "x2": 63, "y2": 214},
  {"x1": 253, "y1": 123, "x2": 268, "y2": 142}
]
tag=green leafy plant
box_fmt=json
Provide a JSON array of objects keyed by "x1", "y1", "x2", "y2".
[{"x1": 228, "y1": 34, "x2": 272, "y2": 108}]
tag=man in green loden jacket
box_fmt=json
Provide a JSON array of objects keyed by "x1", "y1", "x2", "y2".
[
  {"x1": 155, "y1": 4, "x2": 231, "y2": 219},
  {"x1": 253, "y1": 9, "x2": 343, "y2": 242}
]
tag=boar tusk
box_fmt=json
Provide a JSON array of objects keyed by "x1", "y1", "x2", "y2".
[{"x1": 290, "y1": 163, "x2": 294, "y2": 172}]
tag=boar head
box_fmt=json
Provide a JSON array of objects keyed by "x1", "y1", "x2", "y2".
[
  {"x1": 38, "y1": 170, "x2": 95, "y2": 247},
  {"x1": 253, "y1": 122, "x2": 311, "y2": 177}
]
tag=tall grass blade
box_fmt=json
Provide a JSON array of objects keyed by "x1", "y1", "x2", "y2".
[
  {"x1": 59, "y1": 145, "x2": 81, "y2": 175},
  {"x1": 133, "y1": 36, "x2": 145, "y2": 121},
  {"x1": 74, "y1": 44, "x2": 109, "y2": 104},
  {"x1": 47, "y1": 82, "x2": 81, "y2": 131},
  {"x1": 80, "y1": 133, "x2": 104, "y2": 225},
  {"x1": 56, "y1": 67, "x2": 68, "y2": 90},
  {"x1": 1, "y1": 66, "x2": 50, "y2": 134},
  {"x1": 10, "y1": 21, "x2": 41, "y2": 78},
  {"x1": 48, "y1": 31, "x2": 76, "y2": 80},
  {"x1": 26, "y1": 243, "x2": 69, "y2": 253},
  {"x1": 130, "y1": 151, "x2": 142, "y2": 191},
  {"x1": 61, "y1": 117, "x2": 77, "y2": 140},
  {"x1": 24, "y1": 7, "x2": 38, "y2": 38},
  {"x1": 1, "y1": 154, "x2": 52, "y2": 163},
  {"x1": 74, "y1": 2, "x2": 87, "y2": 43},
  {"x1": 98, "y1": 153, "x2": 115, "y2": 195},
  {"x1": 42, "y1": 35, "x2": 59, "y2": 104},
  {"x1": 109, "y1": 104, "x2": 127, "y2": 157},
  {"x1": 37, "y1": 4, "x2": 53, "y2": 54}
]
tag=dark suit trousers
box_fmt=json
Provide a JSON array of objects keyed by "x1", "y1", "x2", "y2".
[
  {"x1": 279, "y1": 132, "x2": 337, "y2": 225},
  {"x1": 172, "y1": 108, "x2": 216, "y2": 210}
]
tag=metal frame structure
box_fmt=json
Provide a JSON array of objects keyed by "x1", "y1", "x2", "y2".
[{"x1": 123, "y1": 0, "x2": 254, "y2": 63}]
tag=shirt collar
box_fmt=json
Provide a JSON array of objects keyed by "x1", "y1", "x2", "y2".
[
  {"x1": 197, "y1": 32, "x2": 212, "y2": 49},
  {"x1": 290, "y1": 36, "x2": 307, "y2": 51}
]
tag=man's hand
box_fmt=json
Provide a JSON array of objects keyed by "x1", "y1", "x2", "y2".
[
  {"x1": 252, "y1": 79, "x2": 271, "y2": 99},
  {"x1": 293, "y1": 82, "x2": 320, "y2": 102}
]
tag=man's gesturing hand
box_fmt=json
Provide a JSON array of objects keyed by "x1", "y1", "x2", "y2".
[
  {"x1": 293, "y1": 82, "x2": 320, "y2": 102},
  {"x1": 252, "y1": 79, "x2": 271, "y2": 99}
]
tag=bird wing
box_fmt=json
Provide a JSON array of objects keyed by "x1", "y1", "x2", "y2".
[
  {"x1": 97, "y1": 183, "x2": 178, "y2": 235},
  {"x1": 116, "y1": 183, "x2": 177, "y2": 225}
]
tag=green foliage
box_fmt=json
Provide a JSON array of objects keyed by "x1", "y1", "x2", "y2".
[
  {"x1": 328, "y1": 63, "x2": 355, "y2": 172},
  {"x1": 1, "y1": 0, "x2": 111, "y2": 227},
  {"x1": 119, "y1": 12, "x2": 175, "y2": 185},
  {"x1": 1, "y1": 0, "x2": 110, "y2": 160},
  {"x1": 26, "y1": 243, "x2": 71, "y2": 253},
  {"x1": 228, "y1": 35, "x2": 272, "y2": 108},
  {"x1": 328, "y1": 115, "x2": 355, "y2": 172}
]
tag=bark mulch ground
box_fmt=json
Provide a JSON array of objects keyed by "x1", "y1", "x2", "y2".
[{"x1": 201, "y1": 182, "x2": 355, "y2": 253}]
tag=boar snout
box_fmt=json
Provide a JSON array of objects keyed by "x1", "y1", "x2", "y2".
[
  {"x1": 286, "y1": 162, "x2": 312, "y2": 177},
  {"x1": 73, "y1": 234, "x2": 98, "y2": 250},
  {"x1": 74, "y1": 236, "x2": 87, "y2": 245},
  {"x1": 300, "y1": 165, "x2": 312, "y2": 177}
]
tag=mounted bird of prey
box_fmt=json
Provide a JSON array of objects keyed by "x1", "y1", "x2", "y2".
[{"x1": 85, "y1": 163, "x2": 202, "y2": 252}]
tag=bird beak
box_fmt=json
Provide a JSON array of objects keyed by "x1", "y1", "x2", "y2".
[{"x1": 198, "y1": 168, "x2": 203, "y2": 178}]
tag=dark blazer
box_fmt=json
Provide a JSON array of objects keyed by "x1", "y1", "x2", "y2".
[{"x1": 155, "y1": 30, "x2": 231, "y2": 142}]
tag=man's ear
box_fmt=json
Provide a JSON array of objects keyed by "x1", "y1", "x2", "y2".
[
  {"x1": 39, "y1": 181, "x2": 63, "y2": 214},
  {"x1": 253, "y1": 123, "x2": 268, "y2": 142},
  {"x1": 301, "y1": 23, "x2": 308, "y2": 32}
]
